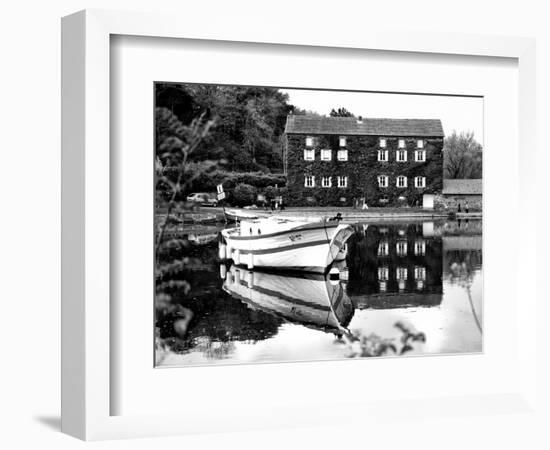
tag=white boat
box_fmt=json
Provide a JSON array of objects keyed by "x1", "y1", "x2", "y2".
[
  {"x1": 219, "y1": 216, "x2": 353, "y2": 273},
  {"x1": 222, "y1": 265, "x2": 354, "y2": 334},
  {"x1": 224, "y1": 208, "x2": 269, "y2": 222}
]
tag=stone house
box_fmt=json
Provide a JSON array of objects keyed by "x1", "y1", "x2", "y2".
[
  {"x1": 441, "y1": 179, "x2": 483, "y2": 211},
  {"x1": 283, "y1": 115, "x2": 444, "y2": 207}
]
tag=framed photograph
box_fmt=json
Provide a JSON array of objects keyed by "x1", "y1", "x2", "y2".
[{"x1": 62, "y1": 9, "x2": 537, "y2": 440}]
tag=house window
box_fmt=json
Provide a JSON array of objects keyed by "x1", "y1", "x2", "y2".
[
  {"x1": 396, "y1": 150, "x2": 407, "y2": 161},
  {"x1": 414, "y1": 176, "x2": 426, "y2": 188},
  {"x1": 337, "y1": 176, "x2": 348, "y2": 188},
  {"x1": 414, "y1": 240, "x2": 426, "y2": 256},
  {"x1": 396, "y1": 267, "x2": 408, "y2": 280},
  {"x1": 303, "y1": 148, "x2": 315, "y2": 161},
  {"x1": 378, "y1": 266, "x2": 389, "y2": 281},
  {"x1": 414, "y1": 266, "x2": 426, "y2": 280},
  {"x1": 337, "y1": 149, "x2": 348, "y2": 161},
  {"x1": 398, "y1": 138, "x2": 406, "y2": 148},
  {"x1": 415, "y1": 149, "x2": 426, "y2": 162},
  {"x1": 305, "y1": 136, "x2": 314, "y2": 147},
  {"x1": 321, "y1": 149, "x2": 332, "y2": 161},
  {"x1": 397, "y1": 267, "x2": 408, "y2": 291},
  {"x1": 379, "y1": 138, "x2": 387, "y2": 148},
  {"x1": 379, "y1": 281, "x2": 387, "y2": 292},
  {"x1": 339, "y1": 136, "x2": 347, "y2": 147},
  {"x1": 378, "y1": 241, "x2": 389, "y2": 256},
  {"x1": 396, "y1": 240, "x2": 408, "y2": 256},
  {"x1": 304, "y1": 175, "x2": 315, "y2": 187},
  {"x1": 396, "y1": 176, "x2": 407, "y2": 188},
  {"x1": 321, "y1": 176, "x2": 332, "y2": 188},
  {"x1": 417, "y1": 139, "x2": 424, "y2": 148},
  {"x1": 378, "y1": 149, "x2": 388, "y2": 161},
  {"x1": 378, "y1": 175, "x2": 389, "y2": 188}
]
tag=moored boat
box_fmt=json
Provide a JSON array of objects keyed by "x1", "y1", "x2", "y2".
[
  {"x1": 219, "y1": 215, "x2": 353, "y2": 273},
  {"x1": 224, "y1": 208, "x2": 266, "y2": 222}
]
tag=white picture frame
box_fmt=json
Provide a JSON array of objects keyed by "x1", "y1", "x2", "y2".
[{"x1": 61, "y1": 9, "x2": 538, "y2": 441}]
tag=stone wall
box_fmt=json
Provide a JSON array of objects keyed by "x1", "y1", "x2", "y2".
[{"x1": 439, "y1": 194, "x2": 482, "y2": 211}]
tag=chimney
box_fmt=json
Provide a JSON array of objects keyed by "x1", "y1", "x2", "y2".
[{"x1": 357, "y1": 115, "x2": 363, "y2": 124}]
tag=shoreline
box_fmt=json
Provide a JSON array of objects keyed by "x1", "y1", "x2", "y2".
[{"x1": 156, "y1": 206, "x2": 482, "y2": 224}]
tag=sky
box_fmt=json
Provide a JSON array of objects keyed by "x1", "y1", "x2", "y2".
[{"x1": 280, "y1": 88, "x2": 484, "y2": 145}]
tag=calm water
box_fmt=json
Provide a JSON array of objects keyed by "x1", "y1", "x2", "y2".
[{"x1": 155, "y1": 219, "x2": 482, "y2": 367}]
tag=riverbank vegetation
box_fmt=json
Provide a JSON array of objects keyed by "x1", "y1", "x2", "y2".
[
  {"x1": 156, "y1": 83, "x2": 295, "y2": 205},
  {"x1": 156, "y1": 83, "x2": 292, "y2": 171}
]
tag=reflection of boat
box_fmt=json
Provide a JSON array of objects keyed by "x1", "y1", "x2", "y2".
[
  {"x1": 185, "y1": 213, "x2": 218, "y2": 224},
  {"x1": 187, "y1": 233, "x2": 218, "y2": 245},
  {"x1": 220, "y1": 216, "x2": 353, "y2": 273},
  {"x1": 222, "y1": 265, "x2": 354, "y2": 334}
]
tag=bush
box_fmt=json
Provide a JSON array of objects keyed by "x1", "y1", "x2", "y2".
[
  {"x1": 173, "y1": 170, "x2": 287, "y2": 198},
  {"x1": 218, "y1": 171, "x2": 286, "y2": 190},
  {"x1": 232, "y1": 183, "x2": 257, "y2": 207},
  {"x1": 264, "y1": 185, "x2": 277, "y2": 200}
]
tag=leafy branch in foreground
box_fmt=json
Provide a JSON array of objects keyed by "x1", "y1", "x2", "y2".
[
  {"x1": 343, "y1": 322, "x2": 426, "y2": 358},
  {"x1": 155, "y1": 111, "x2": 217, "y2": 254},
  {"x1": 155, "y1": 109, "x2": 217, "y2": 364}
]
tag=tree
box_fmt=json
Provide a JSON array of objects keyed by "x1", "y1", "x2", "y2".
[
  {"x1": 443, "y1": 131, "x2": 483, "y2": 179},
  {"x1": 330, "y1": 107, "x2": 355, "y2": 117},
  {"x1": 155, "y1": 83, "x2": 293, "y2": 173},
  {"x1": 291, "y1": 107, "x2": 323, "y2": 117},
  {"x1": 232, "y1": 183, "x2": 257, "y2": 207}
]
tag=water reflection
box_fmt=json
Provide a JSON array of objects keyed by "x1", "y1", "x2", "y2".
[
  {"x1": 442, "y1": 232, "x2": 483, "y2": 333},
  {"x1": 155, "y1": 220, "x2": 483, "y2": 366},
  {"x1": 222, "y1": 265, "x2": 354, "y2": 336},
  {"x1": 346, "y1": 222, "x2": 443, "y2": 309}
]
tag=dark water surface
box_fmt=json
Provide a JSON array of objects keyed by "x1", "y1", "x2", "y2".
[{"x1": 156, "y1": 219, "x2": 482, "y2": 366}]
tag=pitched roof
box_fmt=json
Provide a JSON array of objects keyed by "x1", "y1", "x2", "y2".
[
  {"x1": 442, "y1": 179, "x2": 483, "y2": 195},
  {"x1": 284, "y1": 115, "x2": 444, "y2": 137}
]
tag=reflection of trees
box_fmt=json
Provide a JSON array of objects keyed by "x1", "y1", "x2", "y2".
[
  {"x1": 192, "y1": 337, "x2": 236, "y2": 360},
  {"x1": 442, "y1": 219, "x2": 483, "y2": 235},
  {"x1": 156, "y1": 242, "x2": 282, "y2": 359},
  {"x1": 444, "y1": 249, "x2": 482, "y2": 285},
  {"x1": 444, "y1": 249, "x2": 483, "y2": 334}
]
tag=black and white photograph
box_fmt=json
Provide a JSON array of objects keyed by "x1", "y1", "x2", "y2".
[
  {"x1": 5, "y1": 0, "x2": 548, "y2": 446},
  {"x1": 154, "y1": 83, "x2": 483, "y2": 367}
]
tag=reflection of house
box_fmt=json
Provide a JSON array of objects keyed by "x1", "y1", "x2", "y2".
[
  {"x1": 442, "y1": 179, "x2": 482, "y2": 211},
  {"x1": 346, "y1": 222, "x2": 443, "y2": 309}
]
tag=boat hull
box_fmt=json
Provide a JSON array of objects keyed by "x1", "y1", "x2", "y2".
[{"x1": 221, "y1": 220, "x2": 353, "y2": 272}]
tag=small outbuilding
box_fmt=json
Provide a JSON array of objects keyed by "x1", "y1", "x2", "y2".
[{"x1": 441, "y1": 179, "x2": 482, "y2": 211}]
